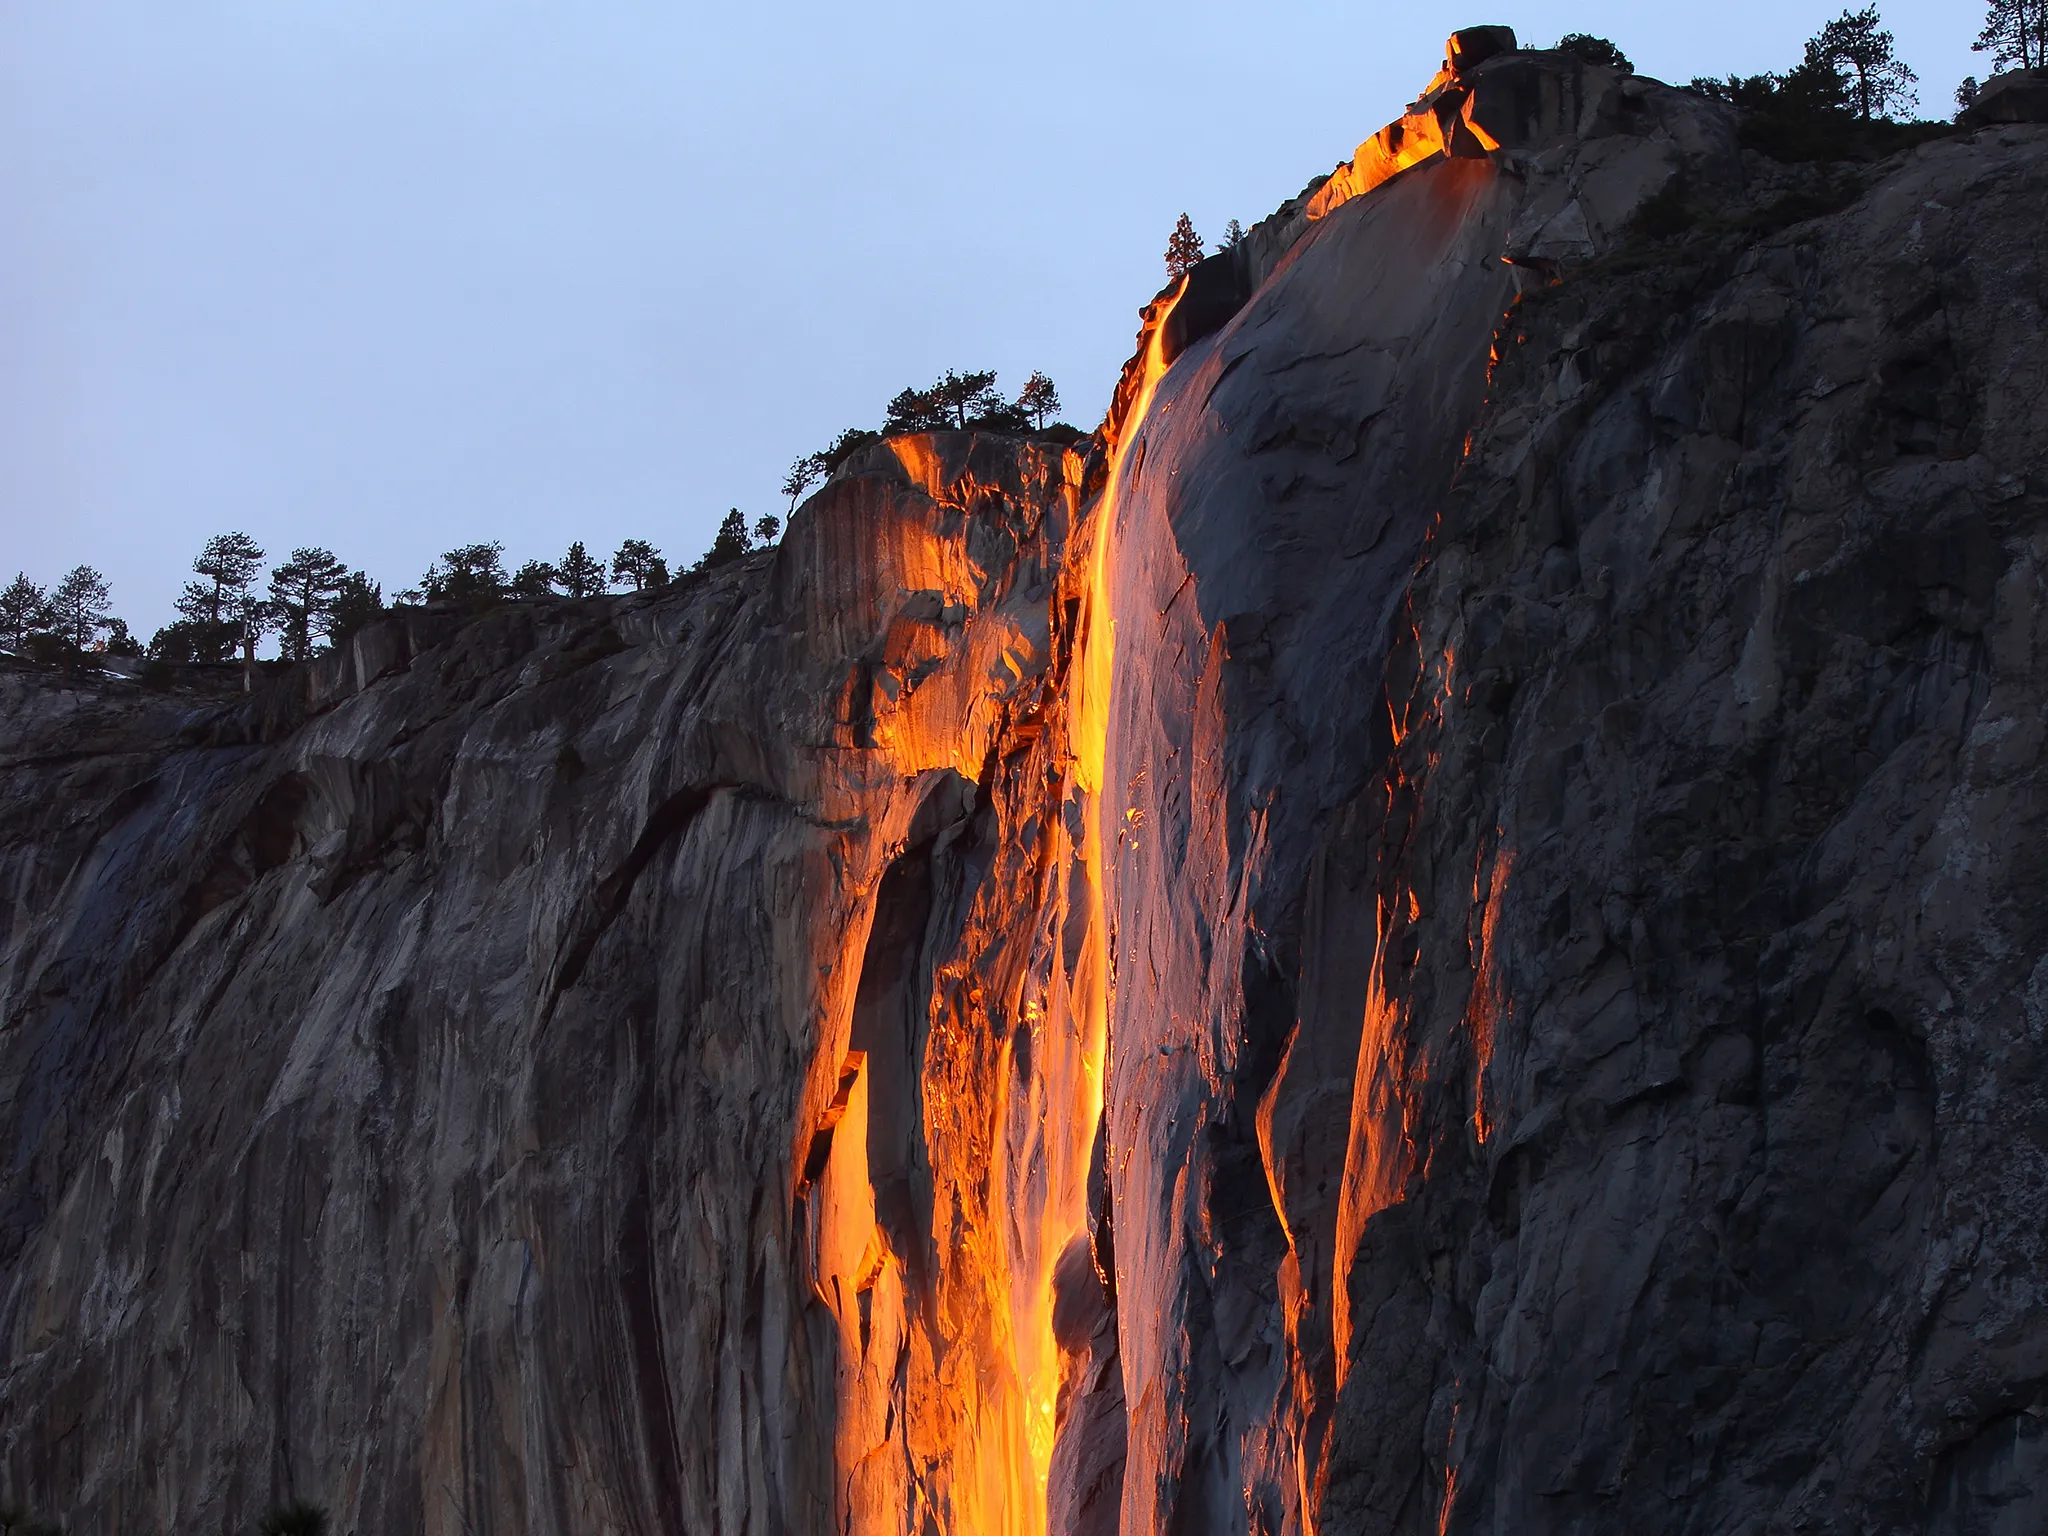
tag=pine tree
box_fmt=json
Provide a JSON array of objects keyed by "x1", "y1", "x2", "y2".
[
  {"x1": 0, "y1": 573, "x2": 51, "y2": 653},
  {"x1": 1810, "y1": 5, "x2": 1918, "y2": 119},
  {"x1": 1218, "y1": 219, "x2": 1247, "y2": 251},
  {"x1": 509, "y1": 559, "x2": 558, "y2": 598},
  {"x1": 782, "y1": 455, "x2": 825, "y2": 511},
  {"x1": 884, "y1": 386, "x2": 950, "y2": 435},
  {"x1": 699, "y1": 509, "x2": 754, "y2": 570},
  {"x1": 1978, "y1": 0, "x2": 2048, "y2": 70},
  {"x1": 1165, "y1": 213, "x2": 1204, "y2": 279},
  {"x1": 421, "y1": 543, "x2": 507, "y2": 604},
  {"x1": 753, "y1": 515, "x2": 782, "y2": 545},
  {"x1": 611, "y1": 539, "x2": 668, "y2": 590},
  {"x1": 1554, "y1": 33, "x2": 1633, "y2": 72},
  {"x1": 328, "y1": 571, "x2": 384, "y2": 645},
  {"x1": 176, "y1": 531, "x2": 265, "y2": 662},
  {"x1": 933, "y1": 369, "x2": 1002, "y2": 429},
  {"x1": 813, "y1": 426, "x2": 882, "y2": 472},
  {"x1": 557, "y1": 541, "x2": 608, "y2": 598},
  {"x1": 268, "y1": 547, "x2": 348, "y2": 661},
  {"x1": 232, "y1": 590, "x2": 272, "y2": 690},
  {"x1": 50, "y1": 565, "x2": 113, "y2": 654},
  {"x1": 194, "y1": 531, "x2": 265, "y2": 604},
  {"x1": 1016, "y1": 371, "x2": 1062, "y2": 429}
]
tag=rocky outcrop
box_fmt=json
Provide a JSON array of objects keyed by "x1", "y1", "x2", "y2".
[
  {"x1": 1964, "y1": 69, "x2": 2048, "y2": 128},
  {"x1": 5, "y1": 34, "x2": 2048, "y2": 1536}
]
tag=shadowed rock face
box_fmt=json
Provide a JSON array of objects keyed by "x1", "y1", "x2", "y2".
[
  {"x1": 4, "y1": 43, "x2": 2048, "y2": 1536},
  {"x1": 1320, "y1": 124, "x2": 2048, "y2": 1536}
]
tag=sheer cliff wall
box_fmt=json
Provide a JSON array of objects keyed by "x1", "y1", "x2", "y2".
[{"x1": 4, "y1": 41, "x2": 2047, "y2": 1536}]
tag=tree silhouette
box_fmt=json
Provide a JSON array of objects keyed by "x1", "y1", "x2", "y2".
[
  {"x1": 50, "y1": 565, "x2": 113, "y2": 655},
  {"x1": 884, "y1": 370, "x2": 1012, "y2": 434},
  {"x1": 175, "y1": 531, "x2": 265, "y2": 662},
  {"x1": 1017, "y1": 371, "x2": 1061, "y2": 429},
  {"x1": 753, "y1": 515, "x2": 782, "y2": 544},
  {"x1": 1555, "y1": 33, "x2": 1633, "y2": 71},
  {"x1": 699, "y1": 509, "x2": 753, "y2": 570},
  {"x1": 1810, "y1": 5, "x2": 1917, "y2": 119},
  {"x1": 933, "y1": 369, "x2": 1002, "y2": 428},
  {"x1": 232, "y1": 589, "x2": 272, "y2": 690},
  {"x1": 812, "y1": 427, "x2": 882, "y2": 473},
  {"x1": 510, "y1": 559, "x2": 558, "y2": 598},
  {"x1": 884, "y1": 386, "x2": 950, "y2": 434},
  {"x1": 1978, "y1": 0, "x2": 2048, "y2": 70},
  {"x1": 268, "y1": 547, "x2": 348, "y2": 661},
  {"x1": 782, "y1": 455, "x2": 825, "y2": 512},
  {"x1": 328, "y1": 571, "x2": 384, "y2": 646},
  {"x1": 557, "y1": 541, "x2": 607, "y2": 598},
  {"x1": 421, "y1": 543, "x2": 507, "y2": 604},
  {"x1": 1165, "y1": 213, "x2": 1204, "y2": 280},
  {"x1": 1217, "y1": 219, "x2": 1247, "y2": 251},
  {"x1": 0, "y1": 574, "x2": 51, "y2": 653},
  {"x1": 611, "y1": 539, "x2": 669, "y2": 590}
]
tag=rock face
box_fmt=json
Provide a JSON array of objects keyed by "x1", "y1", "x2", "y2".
[{"x1": 5, "y1": 38, "x2": 2048, "y2": 1536}]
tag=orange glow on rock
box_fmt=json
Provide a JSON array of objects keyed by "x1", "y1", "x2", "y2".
[
  {"x1": 1303, "y1": 34, "x2": 1506, "y2": 224},
  {"x1": 1306, "y1": 111, "x2": 1449, "y2": 220},
  {"x1": 1458, "y1": 89, "x2": 1505, "y2": 153},
  {"x1": 1331, "y1": 929, "x2": 1412, "y2": 1385},
  {"x1": 1466, "y1": 846, "x2": 1512, "y2": 1144}
]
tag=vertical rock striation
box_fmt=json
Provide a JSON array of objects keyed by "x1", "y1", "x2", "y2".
[{"x1": 4, "y1": 32, "x2": 2048, "y2": 1536}]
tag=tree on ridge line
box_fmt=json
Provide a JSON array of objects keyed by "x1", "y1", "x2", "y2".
[
  {"x1": 1165, "y1": 212, "x2": 1203, "y2": 280},
  {"x1": 611, "y1": 538, "x2": 669, "y2": 591},
  {"x1": 1977, "y1": 0, "x2": 2048, "y2": 71},
  {"x1": 50, "y1": 565, "x2": 113, "y2": 654},
  {"x1": 557, "y1": 540, "x2": 607, "y2": 597},
  {"x1": 170, "y1": 530, "x2": 264, "y2": 662},
  {"x1": 1810, "y1": 4, "x2": 1917, "y2": 120},
  {"x1": 269, "y1": 546, "x2": 348, "y2": 662},
  {"x1": 0, "y1": 574, "x2": 52, "y2": 653}
]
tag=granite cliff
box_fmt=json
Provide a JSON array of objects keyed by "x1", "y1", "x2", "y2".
[{"x1": 5, "y1": 31, "x2": 2048, "y2": 1536}]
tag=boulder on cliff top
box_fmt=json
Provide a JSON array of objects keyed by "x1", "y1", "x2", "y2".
[
  {"x1": 1964, "y1": 68, "x2": 2048, "y2": 127},
  {"x1": 1446, "y1": 25, "x2": 1517, "y2": 73}
]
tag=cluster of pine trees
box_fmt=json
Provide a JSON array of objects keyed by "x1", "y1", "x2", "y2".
[
  {"x1": 6, "y1": 365, "x2": 1081, "y2": 677},
  {"x1": 0, "y1": 522, "x2": 780, "y2": 673},
  {"x1": 0, "y1": 565, "x2": 132, "y2": 663},
  {"x1": 780, "y1": 367, "x2": 1068, "y2": 506},
  {"x1": 1688, "y1": 5, "x2": 1922, "y2": 128},
  {"x1": 1685, "y1": 1, "x2": 2041, "y2": 131}
]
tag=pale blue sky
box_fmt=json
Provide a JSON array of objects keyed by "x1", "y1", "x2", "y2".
[{"x1": 0, "y1": 1, "x2": 1980, "y2": 638}]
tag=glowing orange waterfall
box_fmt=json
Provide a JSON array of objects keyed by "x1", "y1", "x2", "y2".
[
  {"x1": 809, "y1": 37, "x2": 1521, "y2": 1532},
  {"x1": 799, "y1": 281, "x2": 1192, "y2": 1536},
  {"x1": 1018, "y1": 275, "x2": 1189, "y2": 1525}
]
